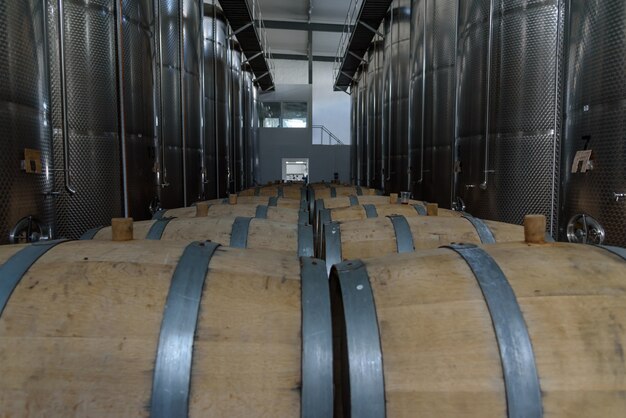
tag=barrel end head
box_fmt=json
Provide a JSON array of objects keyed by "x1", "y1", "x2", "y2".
[{"x1": 111, "y1": 218, "x2": 134, "y2": 241}]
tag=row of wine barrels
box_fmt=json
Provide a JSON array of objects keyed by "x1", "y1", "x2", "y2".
[
  {"x1": 314, "y1": 202, "x2": 463, "y2": 249},
  {"x1": 0, "y1": 240, "x2": 332, "y2": 417},
  {"x1": 321, "y1": 214, "x2": 525, "y2": 273},
  {"x1": 81, "y1": 217, "x2": 314, "y2": 257},
  {"x1": 155, "y1": 196, "x2": 306, "y2": 216},
  {"x1": 330, "y1": 237, "x2": 626, "y2": 417},
  {"x1": 238, "y1": 184, "x2": 306, "y2": 200},
  {"x1": 310, "y1": 195, "x2": 433, "y2": 227},
  {"x1": 152, "y1": 203, "x2": 307, "y2": 224},
  {"x1": 308, "y1": 185, "x2": 380, "y2": 201}
]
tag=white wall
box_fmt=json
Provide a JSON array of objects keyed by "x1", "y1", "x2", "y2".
[
  {"x1": 272, "y1": 59, "x2": 309, "y2": 84},
  {"x1": 312, "y1": 61, "x2": 351, "y2": 144}
]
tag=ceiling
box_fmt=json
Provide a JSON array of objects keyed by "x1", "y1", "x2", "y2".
[{"x1": 254, "y1": 0, "x2": 353, "y2": 59}]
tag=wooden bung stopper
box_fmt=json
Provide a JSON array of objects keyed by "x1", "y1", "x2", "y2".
[
  {"x1": 228, "y1": 194, "x2": 238, "y2": 205},
  {"x1": 196, "y1": 202, "x2": 209, "y2": 217},
  {"x1": 390, "y1": 193, "x2": 398, "y2": 204},
  {"x1": 524, "y1": 214, "x2": 547, "y2": 244},
  {"x1": 426, "y1": 203, "x2": 439, "y2": 216},
  {"x1": 111, "y1": 218, "x2": 133, "y2": 242}
]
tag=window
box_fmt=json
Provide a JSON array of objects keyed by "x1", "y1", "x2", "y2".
[
  {"x1": 261, "y1": 102, "x2": 281, "y2": 128},
  {"x1": 260, "y1": 102, "x2": 308, "y2": 128}
]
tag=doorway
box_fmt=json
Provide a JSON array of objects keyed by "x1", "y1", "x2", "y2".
[{"x1": 282, "y1": 158, "x2": 309, "y2": 182}]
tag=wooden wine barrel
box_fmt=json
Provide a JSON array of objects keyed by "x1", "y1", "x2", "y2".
[
  {"x1": 311, "y1": 195, "x2": 432, "y2": 228},
  {"x1": 314, "y1": 202, "x2": 462, "y2": 246},
  {"x1": 321, "y1": 214, "x2": 524, "y2": 272},
  {"x1": 308, "y1": 185, "x2": 380, "y2": 201},
  {"x1": 152, "y1": 203, "x2": 306, "y2": 224},
  {"x1": 82, "y1": 217, "x2": 314, "y2": 257},
  {"x1": 329, "y1": 239, "x2": 626, "y2": 417},
  {"x1": 0, "y1": 240, "x2": 332, "y2": 417},
  {"x1": 189, "y1": 196, "x2": 306, "y2": 210},
  {"x1": 238, "y1": 184, "x2": 306, "y2": 200}
]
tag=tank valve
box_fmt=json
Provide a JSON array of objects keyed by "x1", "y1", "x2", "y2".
[{"x1": 9, "y1": 216, "x2": 51, "y2": 244}]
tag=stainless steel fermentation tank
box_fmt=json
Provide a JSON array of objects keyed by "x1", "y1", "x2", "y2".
[
  {"x1": 156, "y1": 0, "x2": 203, "y2": 209},
  {"x1": 560, "y1": 0, "x2": 626, "y2": 246},
  {"x1": 203, "y1": 3, "x2": 229, "y2": 198},
  {"x1": 250, "y1": 81, "x2": 260, "y2": 186},
  {"x1": 181, "y1": 0, "x2": 205, "y2": 204},
  {"x1": 352, "y1": 64, "x2": 367, "y2": 186},
  {"x1": 46, "y1": 0, "x2": 122, "y2": 239},
  {"x1": 409, "y1": 0, "x2": 457, "y2": 208},
  {"x1": 367, "y1": 39, "x2": 384, "y2": 190},
  {"x1": 350, "y1": 79, "x2": 358, "y2": 184},
  {"x1": 229, "y1": 40, "x2": 245, "y2": 193},
  {"x1": 358, "y1": 63, "x2": 369, "y2": 187},
  {"x1": 0, "y1": 0, "x2": 55, "y2": 244},
  {"x1": 242, "y1": 63, "x2": 257, "y2": 189},
  {"x1": 382, "y1": 0, "x2": 411, "y2": 193},
  {"x1": 455, "y1": 0, "x2": 564, "y2": 234},
  {"x1": 122, "y1": 0, "x2": 159, "y2": 221}
]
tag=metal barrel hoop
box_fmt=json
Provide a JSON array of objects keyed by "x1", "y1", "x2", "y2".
[
  {"x1": 323, "y1": 221, "x2": 342, "y2": 276},
  {"x1": 412, "y1": 204, "x2": 426, "y2": 216},
  {"x1": 363, "y1": 204, "x2": 378, "y2": 218},
  {"x1": 230, "y1": 217, "x2": 253, "y2": 248},
  {"x1": 255, "y1": 205, "x2": 269, "y2": 219},
  {"x1": 298, "y1": 210, "x2": 309, "y2": 225},
  {"x1": 0, "y1": 240, "x2": 68, "y2": 318},
  {"x1": 80, "y1": 226, "x2": 105, "y2": 240},
  {"x1": 330, "y1": 187, "x2": 337, "y2": 198},
  {"x1": 150, "y1": 241, "x2": 220, "y2": 417},
  {"x1": 597, "y1": 245, "x2": 626, "y2": 263},
  {"x1": 268, "y1": 196, "x2": 278, "y2": 207},
  {"x1": 298, "y1": 224, "x2": 315, "y2": 257},
  {"x1": 349, "y1": 195, "x2": 359, "y2": 206},
  {"x1": 461, "y1": 215, "x2": 496, "y2": 244},
  {"x1": 146, "y1": 217, "x2": 175, "y2": 240},
  {"x1": 300, "y1": 257, "x2": 334, "y2": 418},
  {"x1": 443, "y1": 243, "x2": 543, "y2": 418},
  {"x1": 386, "y1": 215, "x2": 415, "y2": 253},
  {"x1": 332, "y1": 260, "x2": 386, "y2": 418},
  {"x1": 152, "y1": 209, "x2": 168, "y2": 220}
]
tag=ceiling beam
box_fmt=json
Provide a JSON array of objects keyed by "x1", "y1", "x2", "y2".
[
  {"x1": 262, "y1": 20, "x2": 352, "y2": 33},
  {"x1": 272, "y1": 53, "x2": 336, "y2": 62}
]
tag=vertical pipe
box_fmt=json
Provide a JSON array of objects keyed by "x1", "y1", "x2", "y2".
[
  {"x1": 56, "y1": 0, "x2": 76, "y2": 195},
  {"x1": 179, "y1": 0, "x2": 188, "y2": 206},
  {"x1": 418, "y1": 0, "x2": 427, "y2": 185},
  {"x1": 151, "y1": 0, "x2": 161, "y2": 204},
  {"x1": 385, "y1": 6, "x2": 394, "y2": 184},
  {"x1": 549, "y1": 0, "x2": 564, "y2": 235},
  {"x1": 115, "y1": 0, "x2": 129, "y2": 217},
  {"x1": 199, "y1": 0, "x2": 206, "y2": 199},
  {"x1": 480, "y1": 0, "x2": 496, "y2": 190},
  {"x1": 157, "y1": 0, "x2": 168, "y2": 189},
  {"x1": 451, "y1": 0, "x2": 461, "y2": 205},
  {"x1": 213, "y1": 0, "x2": 220, "y2": 197}
]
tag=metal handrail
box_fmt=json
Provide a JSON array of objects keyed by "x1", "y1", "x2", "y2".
[
  {"x1": 332, "y1": 0, "x2": 363, "y2": 85},
  {"x1": 312, "y1": 125, "x2": 345, "y2": 145}
]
